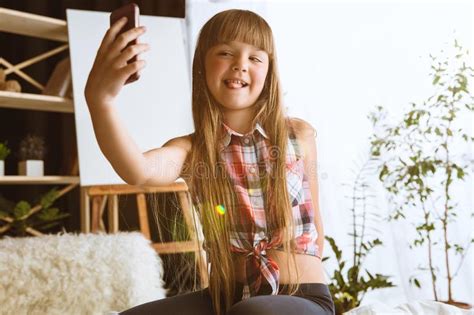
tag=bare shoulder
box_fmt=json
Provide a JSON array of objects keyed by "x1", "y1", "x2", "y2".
[
  {"x1": 288, "y1": 117, "x2": 317, "y2": 160},
  {"x1": 162, "y1": 132, "x2": 193, "y2": 153},
  {"x1": 289, "y1": 117, "x2": 317, "y2": 139}
]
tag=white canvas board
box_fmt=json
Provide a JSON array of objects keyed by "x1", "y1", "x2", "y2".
[{"x1": 67, "y1": 9, "x2": 193, "y2": 186}]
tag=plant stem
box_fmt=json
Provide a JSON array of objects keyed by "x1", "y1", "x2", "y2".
[
  {"x1": 423, "y1": 202, "x2": 438, "y2": 301},
  {"x1": 352, "y1": 173, "x2": 359, "y2": 267},
  {"x1": 355, "y1": 159, "x2": 370, "y2": 267},
  {"x1": 443, "y1": 112, "x2": 453, "y2": 302},
  {"x1": 360, "y1": 184, "x2": 367, "y2": 264}
]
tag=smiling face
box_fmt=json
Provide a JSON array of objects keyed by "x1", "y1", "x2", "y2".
[{"x1": 205, "y1": 41, "x2": 270, "y2": 115}]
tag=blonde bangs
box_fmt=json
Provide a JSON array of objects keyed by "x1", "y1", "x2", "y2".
[{"x1": 201, "y1": 9, "x2": 274, "y2": 58}]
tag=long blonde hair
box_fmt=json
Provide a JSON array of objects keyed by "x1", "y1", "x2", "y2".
[{"x1": 181, "y1": 9, "x2": 299, "y2": 315}]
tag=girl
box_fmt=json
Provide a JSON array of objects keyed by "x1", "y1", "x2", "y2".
[{"x1": 85, "y1": 9, "x2": 335, "y2": 315}]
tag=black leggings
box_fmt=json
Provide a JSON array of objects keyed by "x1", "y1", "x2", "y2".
[{"x1": 120, "y1": 283, "x2": 335, "y2": 315}]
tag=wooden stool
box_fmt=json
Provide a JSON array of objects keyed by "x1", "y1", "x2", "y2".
[{"x1": 80, "y1": 179, "x2": 208, "y2": 287}]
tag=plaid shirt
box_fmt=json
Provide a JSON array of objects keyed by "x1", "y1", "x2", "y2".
[{"x1": 219, "y1": 121, "x2": 319, "y2": 299}]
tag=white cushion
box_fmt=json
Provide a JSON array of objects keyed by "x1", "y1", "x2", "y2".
[
  {"x1": 344, "y1": 300, "x2": 472, "y2": 315},
  {"x1": 0, "y1": 232, "x2": 166, "y2": 315}
]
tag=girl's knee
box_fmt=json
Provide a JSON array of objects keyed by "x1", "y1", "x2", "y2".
[
  {"x1": 227, "y1": 296, "x2": 277, "y2": 315},
  {"x1": 227, "y1": 295, "x2": 330, "y2": 315}
]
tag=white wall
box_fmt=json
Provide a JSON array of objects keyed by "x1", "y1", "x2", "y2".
[{"x1": 263, "y1": 0, "x2": 474, "y2": 305}]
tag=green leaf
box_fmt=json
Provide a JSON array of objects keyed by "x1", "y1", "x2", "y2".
[
  {"x1": 40, "y1": 188, "x2": 59, "y2": 209},
  {"x1": 348, "y1": 265, "x2": 359, "y2": 284},
  {"x1": 326, "y1": 236, "x2": 343, "y2": 262},
  {"x1": 37, "y1": 207, "x2": 67, "y2": 221},
  {"x1": 456, "y1": 167, "x2": 465, "y2": 179},
  {"x1": 372, "y1": 238, "x2": 382, "y2": 246},
  {"x1": 379, "y1": 165, "x2": 389, "y2": 181},
  {"x1": 335, "y1": 270, "x2": 346, "y2": 288},
  {"x1": 0, "y1": 142, "x2": 11, "y2": 160},
  {"x1": 13, "y1": 201, "x2": 31, "y2": 219},
  {"x1": 339, "y1": 260, "x2": 346, "y2": 271},
  {"x1": 413, "y1": 278, "x2": 421, "y2": 288},
  {"x1": 408, "y1": 165, "x2": 420, "y2": 177}
]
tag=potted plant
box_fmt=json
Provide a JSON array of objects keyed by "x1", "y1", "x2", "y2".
[
  {"x1": 0, "y1": 140, "x2": 11, "y2": 176},
  {"x1": 324, "y1": 157, "x2": 395, "y2": 315},
  {"x1": 18, "y1": 134, "x2": 47, "y2": 176},
  {"x1": 0, "y1": 188, "x2": 69, "y2": 237},
  {"x1": 369, "y1": 40, "x2": 473, "y2": 308}
]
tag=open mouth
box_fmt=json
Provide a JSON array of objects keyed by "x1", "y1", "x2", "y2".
[{"x1": 224, "y1": 79, "x2": 249, "y2": 88}]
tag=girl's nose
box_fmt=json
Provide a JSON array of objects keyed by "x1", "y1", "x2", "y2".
[
  {"x1": 232, "y1": 64, "x2": 247, "y2": 72},
  {"x1": 232, "y1": 65, "x2": 245, "y2": 71},
  {"x1": 232, "y1": 57, "x2": 248, "y2": 72}
]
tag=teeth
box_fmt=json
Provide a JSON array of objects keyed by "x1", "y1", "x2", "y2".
[{"x1": 225, "y1": 79, "x2": 247, "y2": 86}]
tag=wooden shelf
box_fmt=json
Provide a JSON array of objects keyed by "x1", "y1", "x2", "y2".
[
  {"x1": 0, "y1": 7, "x2": 68, "y2": 42},
  {"x1": 0, "y1": 91, "x2": 74, "y2": 113},
  {"x1": 0, "y1": 176, "x2": 80, "y2": 185}
]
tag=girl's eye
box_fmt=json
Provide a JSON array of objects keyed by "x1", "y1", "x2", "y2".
[
  {"x1": 219, "y1": 52, "x2": 232, "y2": 56},
  {"x1": 250, "y1": 57, "x2": 262, "y2": 62}
]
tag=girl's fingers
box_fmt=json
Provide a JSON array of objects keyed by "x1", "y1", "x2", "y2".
[
  {"x1": 114, "y1": 43, "x2": 150, "y2": 66},
  {"x1": 120, "y1": 59, "x2": 146, "y2": 80},
  {"x1": 109, "y1": 26, "x2": 146, "y2": 55},
  {"x1": 97, "y1": 17, "x2": 129, "y2": 56}
]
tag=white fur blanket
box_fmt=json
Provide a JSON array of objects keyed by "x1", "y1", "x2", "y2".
[{"x1": 0, "y1": 232, "x2": 166, "y2": 315}]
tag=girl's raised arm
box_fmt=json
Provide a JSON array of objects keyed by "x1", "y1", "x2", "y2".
[
  {"x1": 84, "y1": 18, "x2": 189, "y2": 186},
  {"x1": 141, "y1": 134, "x2": 192, "y2": 186}
]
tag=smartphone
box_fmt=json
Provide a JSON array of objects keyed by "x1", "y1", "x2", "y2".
[{"x1": 110, "y1": 3, "x2": 141, "y2": 84}]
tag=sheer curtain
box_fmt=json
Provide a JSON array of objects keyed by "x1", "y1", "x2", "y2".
[{"x1": 186, "y1": 0, "x2": 473, "y2": 306}]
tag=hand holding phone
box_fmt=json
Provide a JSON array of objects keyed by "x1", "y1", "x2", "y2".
[
  {"x1": 110, "y1": 3, "x2": 141, "y2": 84},
  {"x1": 85, "y1": 3, "x2": 149, "y2": 109}
]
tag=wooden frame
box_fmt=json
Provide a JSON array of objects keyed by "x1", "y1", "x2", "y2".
[
  {"x1": 0, "y1": 7, "x2": 68, "y2": 42},
  {"x1": 81, "y1": 181, "x2": 209, "y2": 287}
]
